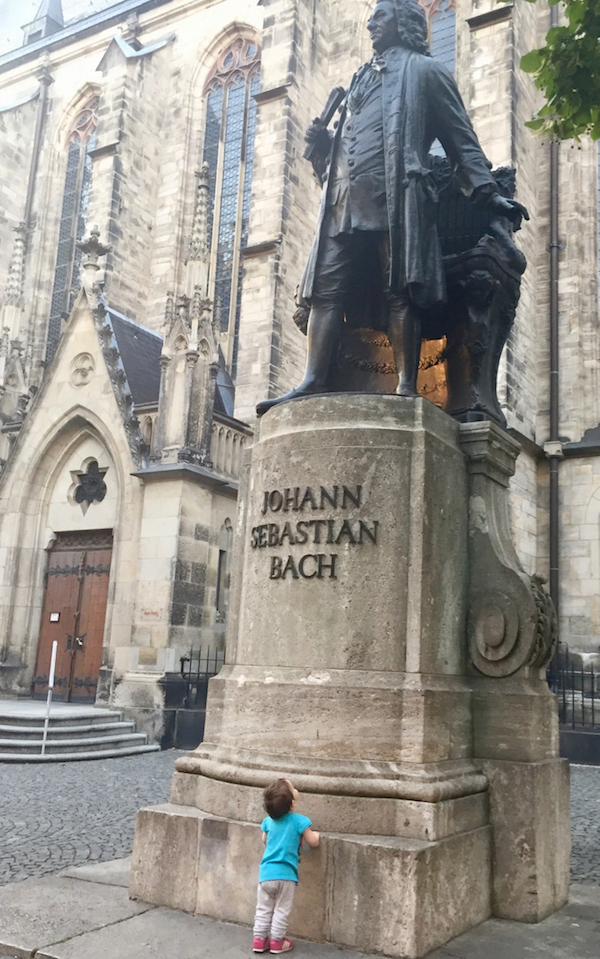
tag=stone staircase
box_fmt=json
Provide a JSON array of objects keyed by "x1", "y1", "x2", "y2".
[{"x1": 0, "y1": 701, "x2": 160, "y2": 762}]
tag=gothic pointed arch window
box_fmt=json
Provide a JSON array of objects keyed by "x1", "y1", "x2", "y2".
[
  {"x1": 45, "y1": 96, "x2": 99, "y2": 365},
  {"x1": 418, "y1": 0, "x2": 456, "y2": 156},
  {"x1": 419, "y1": 0, "x2": 456, "y2": 73},
  {"x1": 201, "y1": 37, "x2": 260, "y2": 379}
]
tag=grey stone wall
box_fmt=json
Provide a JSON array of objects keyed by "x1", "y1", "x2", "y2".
[
  {"x1": 90, "y1": 48, "x2": 169, "y2": 325},
  {"x1": 0, "y1": 97, "x2": 37, "y2": 291}
]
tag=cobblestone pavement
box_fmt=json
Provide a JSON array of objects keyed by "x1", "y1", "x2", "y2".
[
  {"x1": 0, "y1": 750, "x2": 183, "y2": 885},
  {"x1": 570, "y1": 764, "x2": 600, "y2": 885},
  {"x1": 1, "y1": 753, "x2": 599, "y2": 887}
]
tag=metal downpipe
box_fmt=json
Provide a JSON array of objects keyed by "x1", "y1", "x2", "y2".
[{"x1": 548, "y1": 4, "x2": 560, "y2": 614}]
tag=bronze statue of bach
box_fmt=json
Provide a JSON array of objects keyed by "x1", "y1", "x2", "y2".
[{"x1": 256, "y1": 0, "x2": 528, "y2": 416}]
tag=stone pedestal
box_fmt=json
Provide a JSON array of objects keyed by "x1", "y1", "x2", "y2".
[
  {"x1": 131, "y1": 396, "x2": 568, "y2": 957},
  {"x1": 457, "y1": 421, "x2": 570, "y2": 922}
]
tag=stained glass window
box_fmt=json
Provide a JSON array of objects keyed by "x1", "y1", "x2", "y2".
[
  {"x1": 418, "y1": 0, "x2": 456, "y2": 72},
  {"x1": 418, "y1": 0, "x2": 457, "y2": 156},
  {"x1": 428, "y1": 0, "x2": 456, "y2": 73},
  {"x1": 45, "y1": 97, "x2": 99, "y2": 365},
  {"x1": 201, "y1": 38, "x2": 260, "y2": 379}
]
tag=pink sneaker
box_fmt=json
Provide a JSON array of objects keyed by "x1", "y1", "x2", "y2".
[
  {"x1": 253, "y1": 935, "x2": 269, "y2": 953},
  {"x1": 270, "y1": 938, "x2": 293, "y2": 954}
]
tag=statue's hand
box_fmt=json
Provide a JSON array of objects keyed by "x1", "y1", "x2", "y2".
[
  {"x1": 304, "y1": 119, "x2": 332, "y2": 158},
  {"x1": 488, "y1": 194, "x2": 530, "y2": 231}
]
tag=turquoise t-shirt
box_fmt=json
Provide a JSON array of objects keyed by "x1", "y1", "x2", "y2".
[{"x1": 259, "y1": 812, "x2": 312, "y2": 883}]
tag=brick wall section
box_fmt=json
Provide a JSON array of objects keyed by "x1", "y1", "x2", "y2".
[
  {"x1": 92, "y1": 49, "x2": 168, "y2": 323},
  {"x1": 557, "y1": 458, "x2": 600, "y2": 653},
  {"x1": 508, "y1": 448, "x2": 539, "y2": 577},
  {"x1": 554, "y1": 140, "x2": 600, "y2": 443},
  {"x1": 168, "y1": 484, "x2": 234, "y2": 654},
  {"x1": 462, "y1": 0, "x2": 543, "y2": 575},
  {"x1": 0, "y1": 97, "x2": 37, "y2": 304}
]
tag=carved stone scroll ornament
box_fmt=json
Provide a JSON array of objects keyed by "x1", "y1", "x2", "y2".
[{"x1": 459, "y1": 421, "x2": 557, "y2": 677}]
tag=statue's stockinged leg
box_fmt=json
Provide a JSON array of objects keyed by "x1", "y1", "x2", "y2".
[
  {"x1": 255, "y1": 300, "x2": 344, "y2": 416},
  {"x1": 256, "y1": 229, "x2": 354, "y2": 417},
  {"x1": 301, "y1": 300, "x2": 345, "y2": 390},
  {"x1": 387, "y1": 294, "x2": 421, "y2": 397}
]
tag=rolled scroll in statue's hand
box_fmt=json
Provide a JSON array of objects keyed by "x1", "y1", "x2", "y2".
[{"x1": 303, "y1": 85, "x2": 346, "y2": 162}]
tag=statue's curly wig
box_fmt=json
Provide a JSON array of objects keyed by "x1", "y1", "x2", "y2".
[{"x1": 392, "y1": 0, "x2": 431, "y2": 55}]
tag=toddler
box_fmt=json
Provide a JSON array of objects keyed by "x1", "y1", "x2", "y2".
[{"x1": 253, "y1": 777, "x2": 320, "y2": 954}]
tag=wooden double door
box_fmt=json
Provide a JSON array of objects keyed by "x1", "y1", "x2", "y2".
[{"x1": 33, "y1": 530, "x2": 113, "y2": 703}]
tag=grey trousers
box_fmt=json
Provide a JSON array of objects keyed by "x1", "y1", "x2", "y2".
[{"x1": 253, "y1": 880, "x2": 296, "y2": 940}]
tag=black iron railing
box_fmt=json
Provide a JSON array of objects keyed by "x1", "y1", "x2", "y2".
[
  {"x1": 548, "y1": 641, "x2": 599, "y2": 729},
  {"x1": 180, "y1": 647, "x2": 225, "y2": 709}
]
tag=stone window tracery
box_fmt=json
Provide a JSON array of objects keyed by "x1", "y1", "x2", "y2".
[
  {"x1": 419, "y1": 0, "x2": 456, "y2": 74},
  {"x1": 45, "y1": 96, "x2": 99, "y2": 365},
  {"x1": 201, "y1": 38, "x2": 260, "y2": 380},
  {"x1": 418, "y1": 0, "x2": 456, "y2": 156},
  {"x1": 72, "y1": 460, "x2": 108, "y2": 512}
]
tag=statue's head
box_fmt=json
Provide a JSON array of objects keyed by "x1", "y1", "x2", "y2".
[{"x1": 367, "y1": 0, "x2": 430, "y2": 56}]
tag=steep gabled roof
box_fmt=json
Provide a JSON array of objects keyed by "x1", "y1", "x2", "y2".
[
  {"x1": 106, "y1": 307, "x2": 246, "y2": 428},
  {"x1": 108, "y1": 308, "x2": 162, "y2": 407},
  {"x1": 33, "y1": 0, "x2": 64, "y2": 26},
  {"x1": 214, "y1": 350, "x2": 235, "y2": 418},
  {"x1": 21, "y1": 0, "x2": 64, "y2": 44}
]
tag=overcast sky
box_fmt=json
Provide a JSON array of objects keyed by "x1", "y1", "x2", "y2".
[{"x1": 0, "y1": 0, "x2": 121, "y2": 56}]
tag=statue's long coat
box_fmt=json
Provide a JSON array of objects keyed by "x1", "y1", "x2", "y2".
[{"x1": 300, "y1": 46, "x2": 498, "y2": 311}]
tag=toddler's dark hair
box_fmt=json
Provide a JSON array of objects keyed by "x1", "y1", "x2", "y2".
[{"x1": 264, "y1": 778, "x2": 294, "y2": 819}]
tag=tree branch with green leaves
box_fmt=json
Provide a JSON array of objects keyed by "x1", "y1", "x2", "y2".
[{"x1": 508, "y1": 0, "x2": 600, "y2": 140}]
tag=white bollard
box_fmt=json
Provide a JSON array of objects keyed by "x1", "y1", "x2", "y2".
[{"x1": 41, "y1": 640, "x2": 58, "y2": 757}]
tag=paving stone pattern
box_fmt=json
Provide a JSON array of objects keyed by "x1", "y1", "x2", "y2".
[
  {"x1": 570, "y1": 764, "x2": 600, "y2": 885},
  {"x1": 0, "y1": 750, "x2": 183, "y2": 885},
  {"x1": 0, "y1": 753, "x2": 599, "y2": 887}
]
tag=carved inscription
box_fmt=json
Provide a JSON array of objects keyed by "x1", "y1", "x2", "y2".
[{"x1": 250, "y1": 485, "x2": 379, "y2": 580}]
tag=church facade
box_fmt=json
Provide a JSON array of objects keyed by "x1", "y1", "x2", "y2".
[{"x1": 0, "y1": 0, "x2": 599, "y2": 742}]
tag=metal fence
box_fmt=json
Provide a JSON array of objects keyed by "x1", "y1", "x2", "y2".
[
  {"x1": 179, "y1": 647, "x2": 225, "y2": 710},
  {"x1": 548, "y1": 641, "x2": 599, "y2": 729}
]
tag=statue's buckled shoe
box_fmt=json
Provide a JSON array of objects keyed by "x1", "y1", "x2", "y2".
[{"x1": 256, "y1": 386, "x2": 322, "y2": 417}]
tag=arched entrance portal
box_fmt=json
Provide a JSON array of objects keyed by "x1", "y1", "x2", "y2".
[
  {"x1": 33, "y1": 529, "x2": 113, "y2": 703},
  {"x1": 27, "y1": 425, "x2": 120, "y2": 706}
]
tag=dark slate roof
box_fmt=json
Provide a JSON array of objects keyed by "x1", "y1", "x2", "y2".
[
  {"x1": 215, "y1": 350, "x2": 235, "y2": 418},
  {"x1": 29, "y1": 0, "x2": 65, "y2": 28},
  {"x1": 108, "y1": 308, "x2": 162, "y2": 406},
  {"x1": 106, "y1": 309, "x2": 246, "y2": 428}
]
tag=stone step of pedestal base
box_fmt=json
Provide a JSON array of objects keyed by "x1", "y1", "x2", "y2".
[{"x1": 131, "y1": 801, "x2": 492, "y2": 959}]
